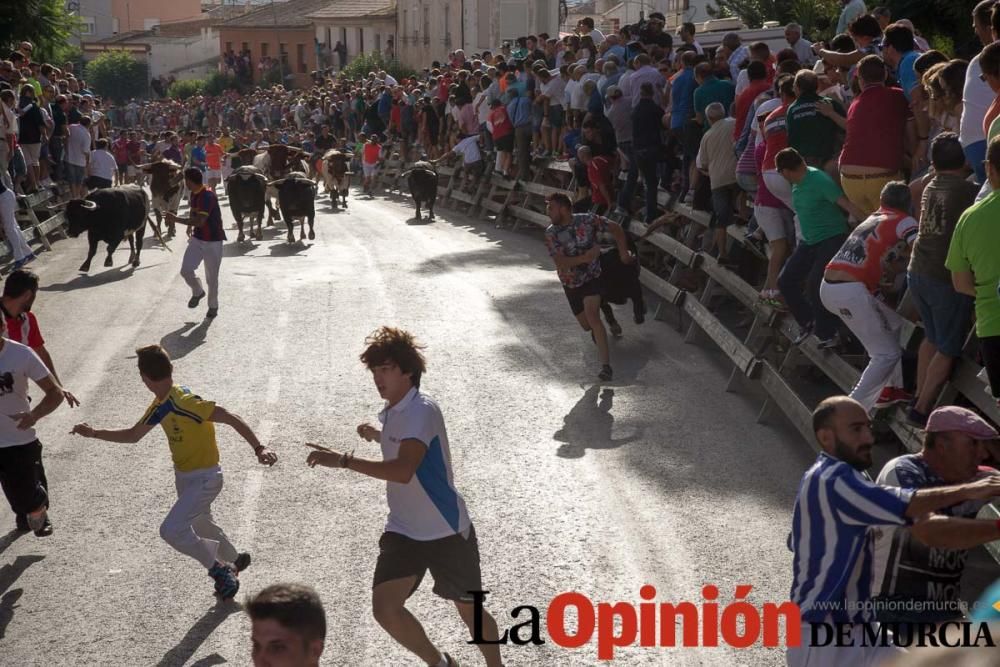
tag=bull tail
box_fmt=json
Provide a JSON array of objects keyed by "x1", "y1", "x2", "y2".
[{"x1": 147, "y1": 214, "x2": 172, "y2": 251}]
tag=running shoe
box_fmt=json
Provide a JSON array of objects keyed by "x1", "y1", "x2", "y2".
[
  {"x1": 874, "y1": 387, "x2": 913, "y2": 409},
  {"x1": 234, "y1": 552, "x2": 251, "y2": 573},
  {"x1": 906, "y1": 406, "x2": 929, "y2": 428},
  {"x1": 817, "y1": 333, "x2": 841, "y2": 350},
  {"x1": 598, "y1": 365, "x2": 613, "y2": 381},
  {"x1": 33, "y1": 516, "x2": 53, "y2": 537},
  {"x1": 791, "y1": 324, "x2": 813, "y2": 346},
  {"x1": 209, "y1": 562, "x2": 240, "y2": 599}
]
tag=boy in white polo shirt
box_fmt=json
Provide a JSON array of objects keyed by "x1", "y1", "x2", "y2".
[{"x1": 306, "y1": 326, "x2": 503, "y2": 667}]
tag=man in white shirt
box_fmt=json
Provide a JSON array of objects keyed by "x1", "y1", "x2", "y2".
[
  {"x1": 306, "y1": 327, "x2": 503, "y2": 667},
  {"x1": 577, "y1": 17, "x2": 605, "y2": 45},
  {"x1": 87, "y1": 137, "x2": 116, "y2": 189},
  {"x1": 0, "y1": 313, "x2": 65, "y2": 536},
  {"x1": 65, "y1": 116, "x2": 93, "y2": 198},
  {"x1": 785, "y1": 23, "x2": 815, "y2": 66},
  {"x1": 0, "y1": 180, "x2": 35, "y2": 267}
]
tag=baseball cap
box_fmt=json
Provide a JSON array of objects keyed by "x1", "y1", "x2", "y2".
[{"x1": 925, "y1": 406, "x2": 999, "y2": 440}]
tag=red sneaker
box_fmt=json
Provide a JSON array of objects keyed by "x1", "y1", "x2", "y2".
[{"x1": 874, "y1": 386, "x2": 913, "y2": 409}]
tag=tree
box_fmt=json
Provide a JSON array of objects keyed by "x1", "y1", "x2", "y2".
[
  {"x1": 85, "y1": 50, "x2": 149, "y2": 102},
  {"x1": 0, "y1": 0, "x2": 80, "y2": 62}
]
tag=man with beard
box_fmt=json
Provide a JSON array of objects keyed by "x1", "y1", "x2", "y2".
[{"x1": 786, "y1": 396, "x2": 1000, "y2": 667}]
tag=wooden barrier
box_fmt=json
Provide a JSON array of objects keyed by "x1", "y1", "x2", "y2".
[{"x1": 12, "y1": 187, "x2": 68, "y2": 254}]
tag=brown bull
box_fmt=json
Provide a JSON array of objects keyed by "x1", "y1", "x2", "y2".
[
  {"x1": 138, "y1": 159, "x2": 184, "y2": 236},
  {"x1": 319, "y1": 149, "x2": 351, "y2": 209}
]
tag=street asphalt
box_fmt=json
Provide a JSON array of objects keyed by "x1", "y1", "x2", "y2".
[{"x1": 0, "y1": 184, "x2": 820, "y2": 666}]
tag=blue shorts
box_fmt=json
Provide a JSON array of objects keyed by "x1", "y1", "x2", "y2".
[
  {"x1": 549, "y1": 106, "x2": 565, "y2": 129},
  {"x1": 908, "y1": 271, "x2": 974, "y2": 357},
  {"x1": 66, "y1": 163, "x2": 85, "y2": 185}
]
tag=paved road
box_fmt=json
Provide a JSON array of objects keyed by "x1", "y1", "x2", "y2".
[{"x1": 0, "y1": 186, "x2": 817, "y2": 666}]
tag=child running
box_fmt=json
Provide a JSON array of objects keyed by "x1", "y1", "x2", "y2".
[{"x1": 70, "y1": 344, "x2": 277, "y2": 599}]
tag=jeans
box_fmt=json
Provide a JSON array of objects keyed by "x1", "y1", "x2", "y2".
[
  {"x1": 777, "y1": 234, "x2": 846, "y2": 340},
  {"x1": 629, "y1": 147, "x2": 659, "y2": 221}
]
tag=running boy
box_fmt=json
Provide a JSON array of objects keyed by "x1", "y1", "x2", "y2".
[
  {"x1": 70, "y1": 344, "x2": 277, "y2": 599},
  {"x1": 362, "y1": 133, "x2": 382, "y2": 195},
  {"x1": 305, "y1": 327, "x2": 503, "y2": 667}
]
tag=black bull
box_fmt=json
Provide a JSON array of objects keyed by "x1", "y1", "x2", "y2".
[
  {"x1": 272, "y1": 172, "x2": 317, "y2": 243},
  {"x1": 404, "y1": 164, "x2": 438, "y2": 220},
  {"x1": 226, "y1": 166, "x2": 267, "y2": 242},
  {"x1": 63, "y1": 185, "x2": 166, "y2": 272}
]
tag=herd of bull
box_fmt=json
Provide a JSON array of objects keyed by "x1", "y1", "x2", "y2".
[{"x1": 44, "y1": 143, "x2": 443, "y2": 273}]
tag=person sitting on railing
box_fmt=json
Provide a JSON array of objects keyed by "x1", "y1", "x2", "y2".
[
  {"x1": 819, "y1": 181, "x2": 918, "y2": 412},
  {"x1": 872, "y1": 405, "x2": 1000, "y2": 625},
  {"x1": 946, "y1": 135, "x2": 1000, "y2": 408},
  {"x1": 776, "y1": 147, "x2": 867, "y2": 348},
  {"x1": 906, "y1": 133, "x2": 979, "y2": 427},
  {"x1": 695, "y1": 102, "x2": 739, "y2": 268}
]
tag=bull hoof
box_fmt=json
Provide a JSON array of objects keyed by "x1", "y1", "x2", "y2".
[
  {"x1": 104, "y1": 257, "x2": 113, "y2": 267},
  {"x1": 255, "y1": 230, "x2": 263, "y2": 241},
  {"x1": 79, "y1": 264, "x2": 91, "y2": 273},
  {"x1": 132, "y1": 258, "x2": 140, "y2": 268},
  {"x1": 237, "y1": 232, "x2": 245, "y2": 243},
  {"x1": 308, "y1": 230, "x2": 315, "y2": 240},
  {"x1": 287, "y1": 233, "x2": 295, "y2": 244},
  {"x1": 428, "y1": 213, "x2": 435, "y2": 220},
  {"x1": 343, "y1": 200, "x2": 348, "y2": 207}
]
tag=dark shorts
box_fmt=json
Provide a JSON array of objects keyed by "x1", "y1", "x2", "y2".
[
  {"x1": 907, "y1": 272, "x2": 974, "y2": 358},
  {"x1": 549, "y1": 105, "x2": 565, "y2": 129},
  {"x1": 117, "y1": 162, "x2": 128, "y2": 175},
  {"x1": 563, "y1": 274, "x2": 605, "y2": 316},
  {"x1": 981, "y1": 336, "x2": 1000, "y2": 399},
  {"x1": 494, "y1": 133, "x2": 514, "y2": 152},
  {"x1": 373, "y1": 525, "x2": 482, "y2": 603},
  {"x1": 0, "y1": 439, "x2": 48, "y2": 516},
  {"x1": 710, "y1": 184, "x2": 738, "y2": 229}
]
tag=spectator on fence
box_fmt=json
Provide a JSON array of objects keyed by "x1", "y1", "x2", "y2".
[
  {"x1": 677, "y1": 22, "x2": 703, "y2": 55},
  {"x1": 65, "y1": 116, "x2": 92, "y2": 199},
  {"x1": 723, "y1": 33, "x2": 749, "y2": 82},
  {"x1": 788, "y1": 395, "x2": 1000, "y2": 667},
  {"x1": 577, "y1": 145, "x2": 613, "y2": 214},
  {"x1": 784, "y1": 23, "x2": 814, "y2": 66},
  {"x1": 506, "y1": 88, "x2": 533, "y2": 180},
  {"x1": 946, "y1": 135, "x2": 1000, "y2": 406},
  {"x1": 733, "y1": 61, "x2": 770, "y2": 142},
  {"x1": 883, "y1": 23, "x2": 920, "y2": 102},
  {"x1": 786, "y1": 70, "x2": 845, "y2": 173},
  {"x1": 907, "y1": 134, "x2": 979, "y2": 426},
  {"x1": 838, "y1": 55, "x2": 911, "y2": 216},
  {"x1": 625, "y1": 82, "x2": 664, "y2": 222},
  {"x1": 86, "y1": 137, "x2": 115, "y2": 190},
  {"x1": 18, "y1": 84, "x2": 46, "y2": 194},
  {"x1": 819, "y1": 182, "x2": 918, "y2": 410},
  {"x1": 692, "y1": 62, "x2": 735, "y2": 127},
  {"x1": 734, "y1": 42, "x2": 773, "y2": 96},
  {"x1": 873, "y1": 405, "x2": 1000, "y2": 624},
  {"x1": 0, "y1": 177, "x2": 35, "y2": 268},
  {"x1": 959, "y1": 1, "x2": 997, "y2": 186},
  {"x1": 776, "y1": 147, "x2": 866, "y2": 347},
  {"x1": 696, "y1": 102, "x2": 739, "y2": 267}
]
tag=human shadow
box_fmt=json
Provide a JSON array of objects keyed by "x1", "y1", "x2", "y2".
[
  {"x1": 160, "y1": 319, "x2": 214, "y2": 360},
  {"x1": 554, "y1": 387, "x2": 643, "y2": 459},
  {"x1": 0, "y1": 530, "x2": 26, "y2": 558},
  {"x1": 0, "y1": 554, "x2": 45, "y2": 639},
  {"x1": 155, "y1": 600, "x2": 241, "y2": 667}
]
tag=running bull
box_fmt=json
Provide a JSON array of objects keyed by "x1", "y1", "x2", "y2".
[
  {"x1": 401, "y1": 161, "x2": 438, "y2": 221},
  {"x1": 225, "y1": 166, "x2": 267, "y2": 242},
  {"x1": 55, "y1": 184, "x2": 168, "y2": 272},
  {"x1": 269, "y1": 172, "x2": 317, "y2": 243},
  {"x1": 319, "y1": 149, "x2": 351, "y2": 210},
  {"x1": 138, "y1": 159, "x2": 184, "y2": 236},
  {"x1": 253, "y1": 145, "x2": 309, "y2": 224}
]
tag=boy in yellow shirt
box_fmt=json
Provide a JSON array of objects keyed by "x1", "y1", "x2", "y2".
[{"x1": 71, "y1": 344, "x2": 277, "y2": 599}]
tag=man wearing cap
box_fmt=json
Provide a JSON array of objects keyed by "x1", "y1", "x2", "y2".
[
  {"x1": 788, "y1": 396, "x2": 1000, "y2": 667},
  {"x1": 871, "y1": 405, "x2": 1000, "y2": 624}
]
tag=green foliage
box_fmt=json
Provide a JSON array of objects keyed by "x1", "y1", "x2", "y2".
[
  {"x1": 0, "y1": 0, "x2": 79, "y2": 63},
  {"x1": 203, "y1": 71, "x2": 245, "y2": 96},
  {"x1": 927, "y1": 33, "x2": 956, "y2": 58},
  {"x1": 707, "y1": 0, "x2": 840, "y2": 36},
  {"x1": 339, "y1": 51, "x2": 416, "y2": 83},
  {"x1": 880, "y1": 0, "x2": 976, "y2": 57},
  {"x1": 261, "y1": 67, "x2": 284, "y2": 88},
  {"x1": 85, "y1": 50, "x2": 149, "y2": 102},
  {"x1": 167, "y1": 78, "x2": 205, "y2": 100}
]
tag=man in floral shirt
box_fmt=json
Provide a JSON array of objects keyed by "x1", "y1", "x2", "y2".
[{"x1": 544, "y1": 193, "x2": 632, "y2": 381}]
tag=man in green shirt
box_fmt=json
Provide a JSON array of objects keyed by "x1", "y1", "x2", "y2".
[
  {"x1": 786, "y1": 70, "x2": 845, "y2": 170},
  {"x1": 946, "y1": 136, "x2": 1000, "y2": 404},
  {"x1": 776, "y1": 148, "x2": 866, "y2": 347},
  {"x1": 692, "y1": 62, "x2": 735, "y2": 126}
]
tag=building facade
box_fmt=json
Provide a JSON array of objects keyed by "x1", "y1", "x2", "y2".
[
  {"x1": 396, "y1": 0, "x2": 560, "y2": 69},
  {"x1": 307, "y1": 0, "x2": 396, "y2": 69},
  {"x1": 110, "y1": 0, "x2": 203, "y2": 32}
]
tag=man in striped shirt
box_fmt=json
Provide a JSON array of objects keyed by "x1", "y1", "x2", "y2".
[{"x1": 788, "y1": 396, "x2": 1000, "y2": 667}]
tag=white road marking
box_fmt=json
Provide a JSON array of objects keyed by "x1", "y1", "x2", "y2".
[{"x1": 265, "y1": 376, "x2": 281, "y2": 405}]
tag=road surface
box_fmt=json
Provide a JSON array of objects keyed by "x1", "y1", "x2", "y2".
[{"x1": 0, "y1": 185, "x2": 818, "y2": 665}]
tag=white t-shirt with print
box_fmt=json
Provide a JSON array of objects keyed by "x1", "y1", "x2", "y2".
[
  {"x1": 0, "y1": 340, "x2": 51, "y2": 447},
  {"x1": 378, "y1": 387, "x2": 471, "y2": 540}
]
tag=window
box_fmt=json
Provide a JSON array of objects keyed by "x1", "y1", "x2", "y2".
[
  {"x1": 423, "y1": 6, "x2": 430, "y2": 45},
  {"x1": 242, "y1": 41, "x2": 249, "y2": 53},
  {"x1": 297, "y1": 44, "x2": 305, "y2": 73},
  {"x1": 80, "y1": 16, "x2": 96, "y2": 35},
  {"x1": 225, "y1": 42, "x2": 233, "y2": 53},
  {"x1": 403, "y1": 10, "x2": 408, "y2": 43},
  {"x1": 279, "y1": 43, "x2": 289, "y2": 68},
  {"x1": 261, "y1": 42, "x2": 269, "y2": 58},
  {"x1": 358, "y1": 28, "x2": 364, "y2": 54},
  {"x1": 444, "y1": 5, "x2": 450, "y2": 46},
  {"x1": 375, "y1": 33, "x2": 381, "y2": 53}
]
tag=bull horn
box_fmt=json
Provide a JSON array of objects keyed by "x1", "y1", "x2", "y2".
[
  {"x1": 80, "y1": 200, "x2": 98, "y2": 210},
  {"x1": 135, "y1": 162, "x2": 157, "y2": 170},
  {"x1": 267, "y1": 179, "x2": 286, "y2": 187},
  {"x1": 46, "y1": 200, "x2": 70, "y2": 211}
]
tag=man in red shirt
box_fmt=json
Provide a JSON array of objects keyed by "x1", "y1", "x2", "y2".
[
  {"x1": 486, "y1": 99, "x2": 514, "y2": 178},
  {"x1": 2, "y1": 269, "x2": 78, "y2": 535},
  {"x1": 838, "y1": 55, "x2": 914, "y2": 215},
  {"x1": 111, "y1": 132, "x2": 129, "y2": 186},
  {"x1": 733, "y1": 61, "x2": 771, "y2": 140},
  {"x1": 578, "y1": 145, "x2": 613, "y2": 214},
  {"x1": 819, "y1": 182, "x2": 918, "y2": 412}
]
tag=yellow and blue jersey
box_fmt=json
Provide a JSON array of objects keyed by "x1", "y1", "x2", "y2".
[{"x1": 142, "y1": 385, "x2": 219, "y2": 472}]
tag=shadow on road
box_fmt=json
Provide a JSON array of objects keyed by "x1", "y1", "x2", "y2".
[
  {"x1": 40, "y1": 264, "x2": 157, "y2": 292},
  {"x1": 160, "y1": 320, "x2": 214, "y2": 359},
  {"x1": 0, "y1": 529, "x2": 25, "y2": 558},
  {"x1": 406, "y1": 216, "x2": 435, "y2": 226},
  {"x1": 189, "y1": 653, "x2": 228, "y2": 667},
  {"x1": 268, "y1": 242, "x2": 312, "y2": 257},
  {"x1": 554, "y1": 387, "x2": 643, "y2": 459},
  {"x1": 155, "y1": 600, "x2": 241, "y2": 667},
  {"x1": 223, "y1": 242, "x2": 256, "y2": 258},
  {"x1": 0, "y1": 554, "x2": 45, "y2": 639}
]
